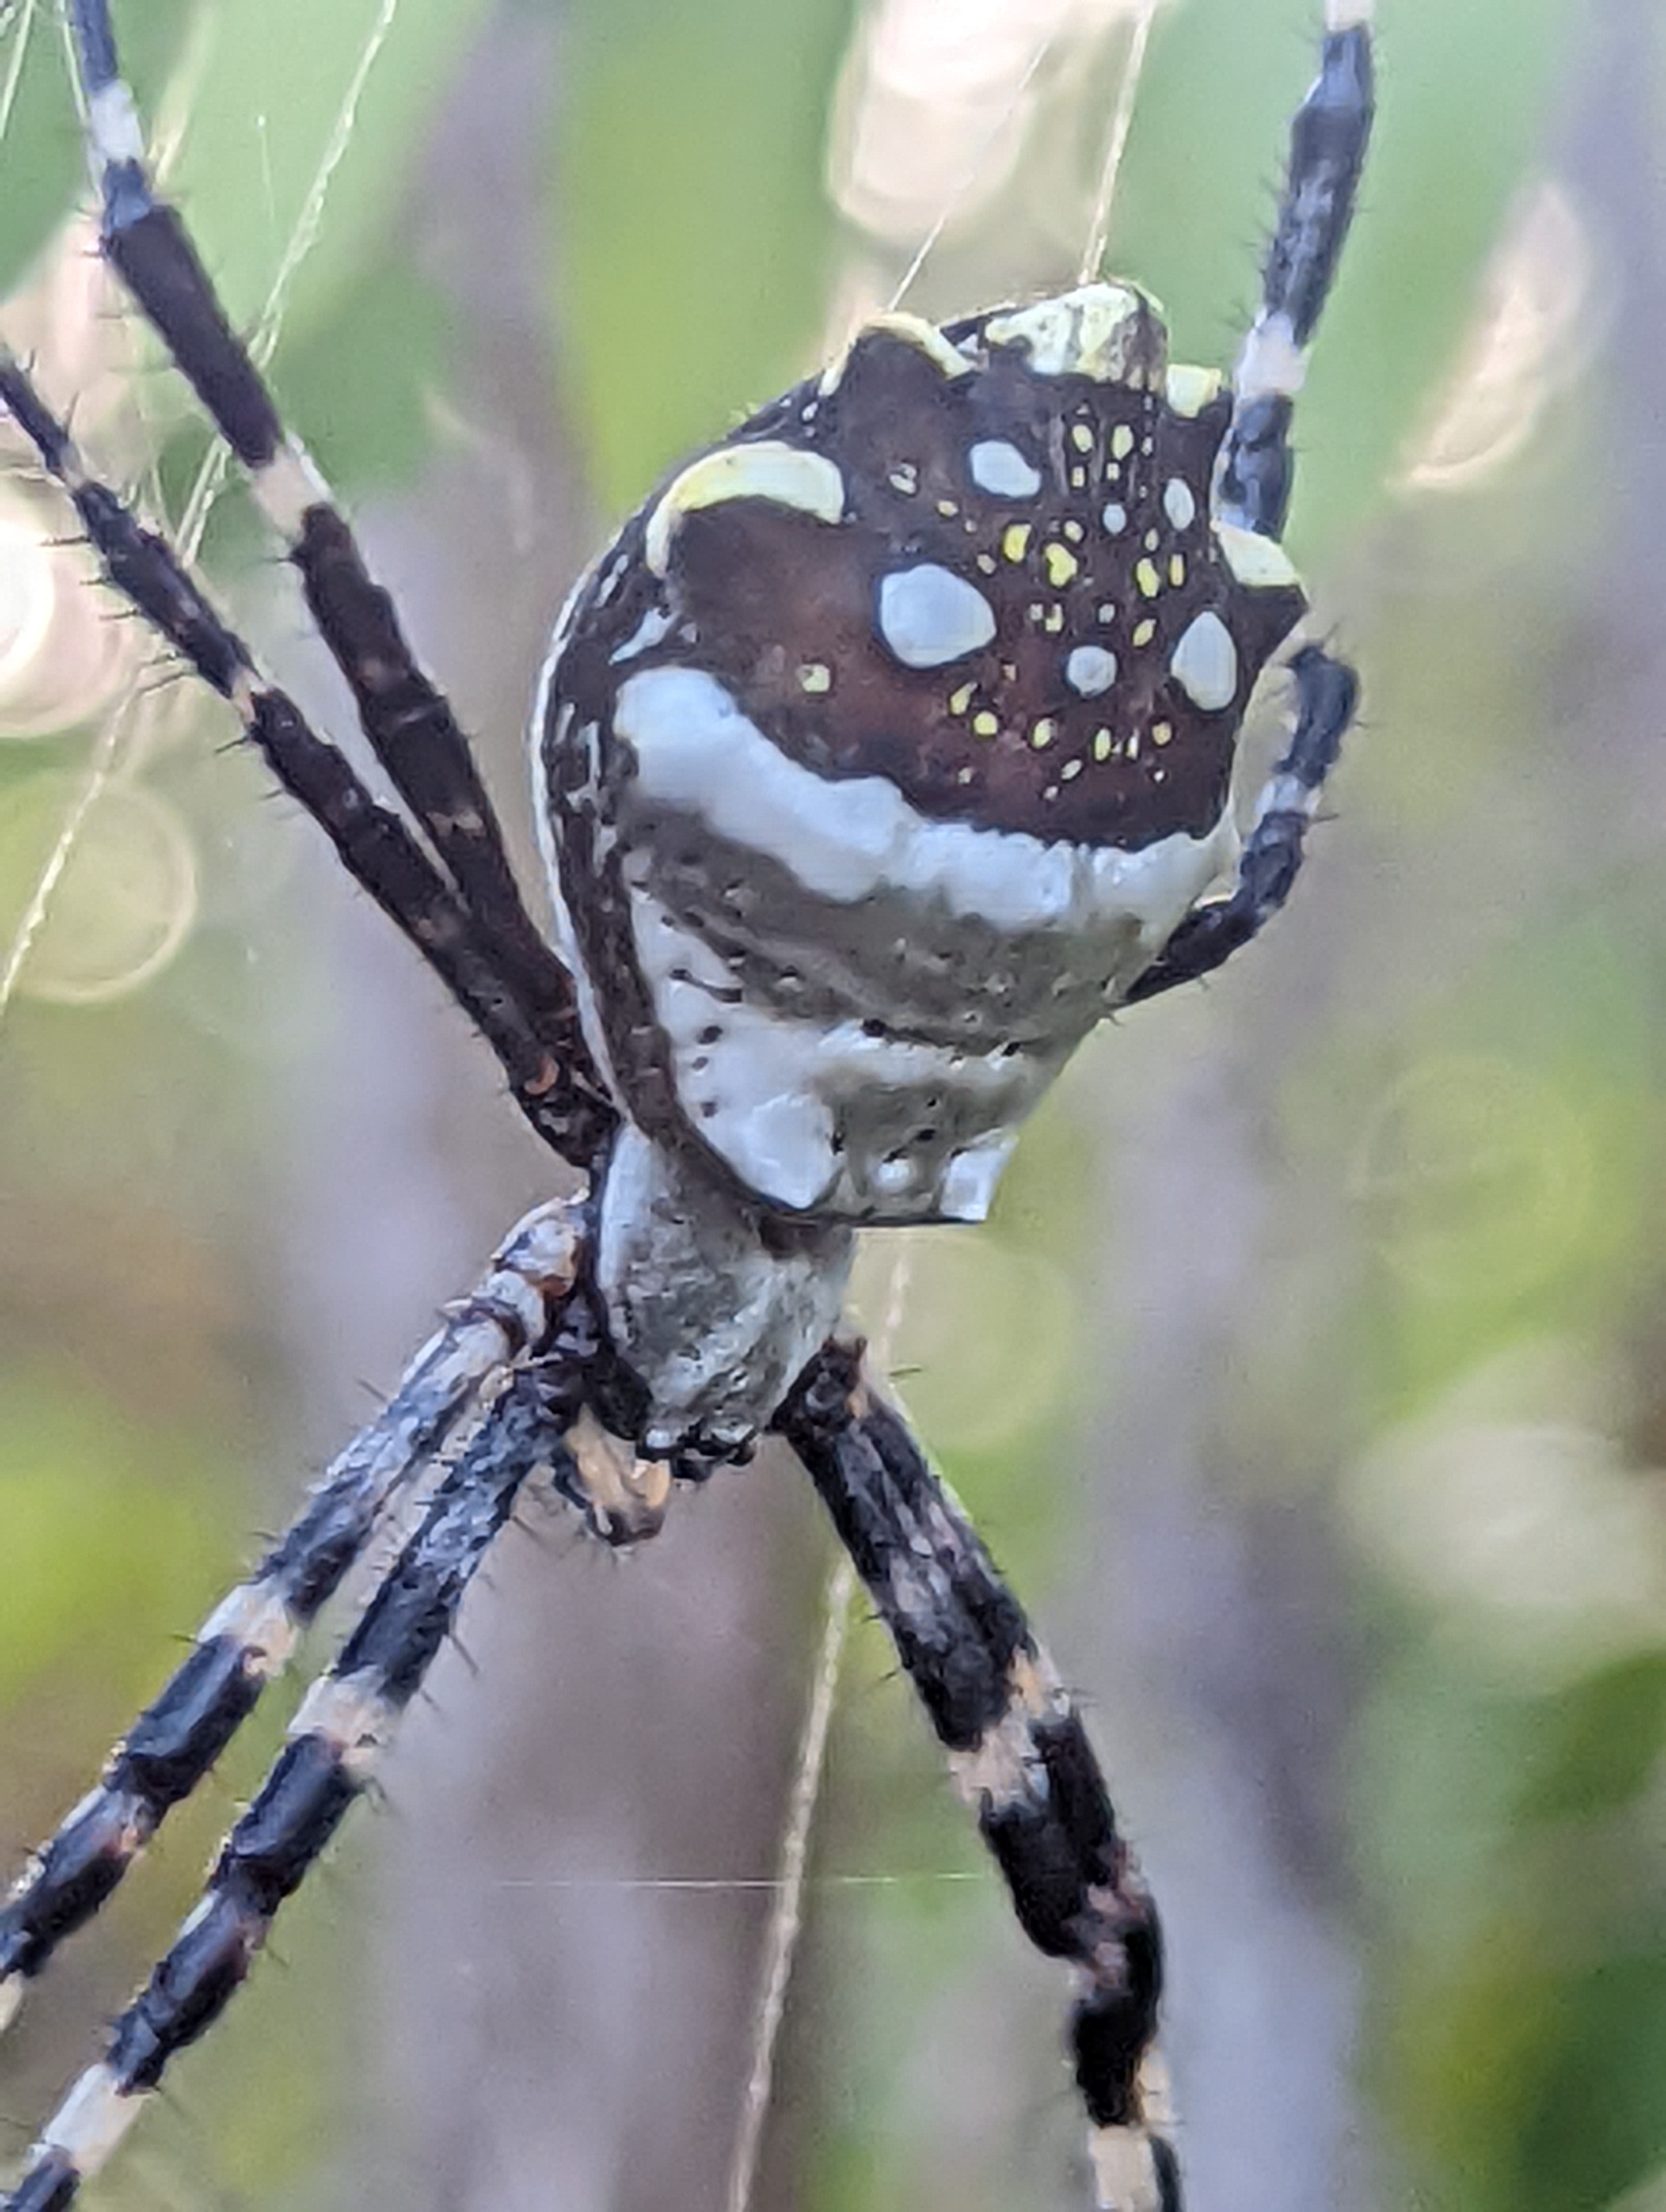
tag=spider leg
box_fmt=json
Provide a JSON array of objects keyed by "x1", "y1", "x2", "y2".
[
  {"x1": 1125, "y1": 642, "x2": 1356, "y2": 1004},
  {"x1": 0, "y1": 1313, "x2": 603, "y2": 2212},
  {"x1": 1216, "y1": 4, "x2": 1374, "y2": 542},
  {"x1": 1135, "y1": 8, "x2": 1370, "y2": 1011},
  {"x1": 0, "y1": 352, "x2": 612, "y2": 1162},
  {"x1": 0, "y1": 1200, "x2": 581, "y2": 2040},
  {"x1": 60, "y1": 1, "x2": 592, "y2": 1104},
  {"x1": 777, "y1": 1342, "x2": 1180, "y2": 2212}
]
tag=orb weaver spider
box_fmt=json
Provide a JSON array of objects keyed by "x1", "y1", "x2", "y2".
[{"x1": 0, "y1": 3, "x2": 1370, "y2": 2205}]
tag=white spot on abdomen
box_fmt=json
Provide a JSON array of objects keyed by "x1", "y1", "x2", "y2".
[
  {"x1": 1065, "y1": 644, "x2": 1118, "y2": 697},
  {"x1": 967, "y1": 440, "x2": 1042, "y2": 498},
  {"x1": 1169, "y1": 610, "x2": 1239, "y2": 710},
  {"x1": 1164, "y1": 362, "x2": 1222, "y2": 417},
  {"x1": 1215, "y1": 519, "x2": 1299, "y2": 590},
  {"x1": 877, "y1": 563, "x2": 997, "y2": 669}
]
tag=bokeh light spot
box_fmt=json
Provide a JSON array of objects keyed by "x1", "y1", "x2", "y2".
[{"x1": 0, "y1": 770, "x2": 198, "y2": 1004}]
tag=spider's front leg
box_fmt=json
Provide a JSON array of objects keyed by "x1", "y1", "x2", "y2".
[
  {"x1": 778, "y1": 1345, "x2": 1177, "y2": 2212},
  {"x1": 1129, "y1": 10, "x2": 1372, "y2": 1008},
  {"x1": 1119, "y1": 7, "x2": 1372, "y2": 1007},
  {"x1": 12, "y1": 0, "x2": 616, "y2": 1167},
  {"x1": 1124, "y1": 642, "x2": 1357, "y2": 1005}
]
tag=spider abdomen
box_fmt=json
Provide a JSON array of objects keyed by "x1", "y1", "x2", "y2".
[{"x1": 539, "y1": 282, "x2": 1306, "y2": 1226}]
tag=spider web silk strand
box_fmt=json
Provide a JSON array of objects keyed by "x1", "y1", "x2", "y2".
[
  {"x1": 887, "y1": 25, "x2": 1056, "y2": 315},
  {"x1": 0, "y1": 0, "x2": 403, "y2": 1024},
  {"x1": 724, "y1": 1552, "x2": 856, "y2": 2212},
  {"x1": 888, "y1": 0, "x2": 1162, "y2": 318},
  {"x1": 1078, "y1": 0, "x2": 1160, "y2": 287},
  {"x1": 725, "y1": 1245, "x2": 914, "y2": 2212},
  {"x1": 0, "y1": 0, "x2": 166, "y2": 1024},
  {"x1": 0, "y1": 0, "x2": 41, "y2": 156}
]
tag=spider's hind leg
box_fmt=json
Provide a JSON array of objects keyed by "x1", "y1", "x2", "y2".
[
  {"x1": 1216, "y1": 5, "x2": 1375, "y2": 543},
  {"x1": 778, "y1": 1343, "x2": 1180, "y2": 2212},
  {"x1": 0, "y1": 1309, "x2": 601, "y2": 2212},
  {"x1": 0, "y1": 1202, "x2": 581, "y2": 2042}
]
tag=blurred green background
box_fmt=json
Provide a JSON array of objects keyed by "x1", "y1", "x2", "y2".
[{"x1": 2, "y1": 1, "x2": 1662, "y2": 2209}]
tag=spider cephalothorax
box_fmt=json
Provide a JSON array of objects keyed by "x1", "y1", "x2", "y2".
[{"x1": 0, "y1": 9, "x2": 1372, "y2": 2211}]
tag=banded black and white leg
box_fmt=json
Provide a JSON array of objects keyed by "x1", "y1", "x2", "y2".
[
  {"x1": 1125, "y1": 643, "x2": 1356, "y2": 1002},
  {"x1": 778, "y1": 1346, "x2": 1177, "y2": 2212},
  {"x1": 1132, "y1": 0, "x2": 1372, "y2": 1007},
  {"x1": 55, "y1": 0, "x2": 611, "y2": 1166},
  {"x1": 0, "y1": 1265, "x2": 617, "y2": 2212},
  {"x1": 0, "y1": 349, "x2": 612, "y2": 1163},
  {"x1": 0, "y1": 1201, "x2": 582, "y2": 2043},
  {"x1": 2, "y1": 1291, "x2": 1181, "y2": 2212},
  {"x1": 1217, "y1": 1, "x2": 1375, "y2": 546}
]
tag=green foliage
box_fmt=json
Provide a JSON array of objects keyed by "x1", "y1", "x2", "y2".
[
  {"x1": 139, "y1": 0, "x2": 489, "y2": 348},
  {"x1": 0, "y1": 8, "x2": 79, "y2": 298},
  {"x1": 0, "y1": 1373, "x2": 234, "y2": 1700},
  {"x1": 549, "y1": 0, "x2": 857, "y2": 514}
]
